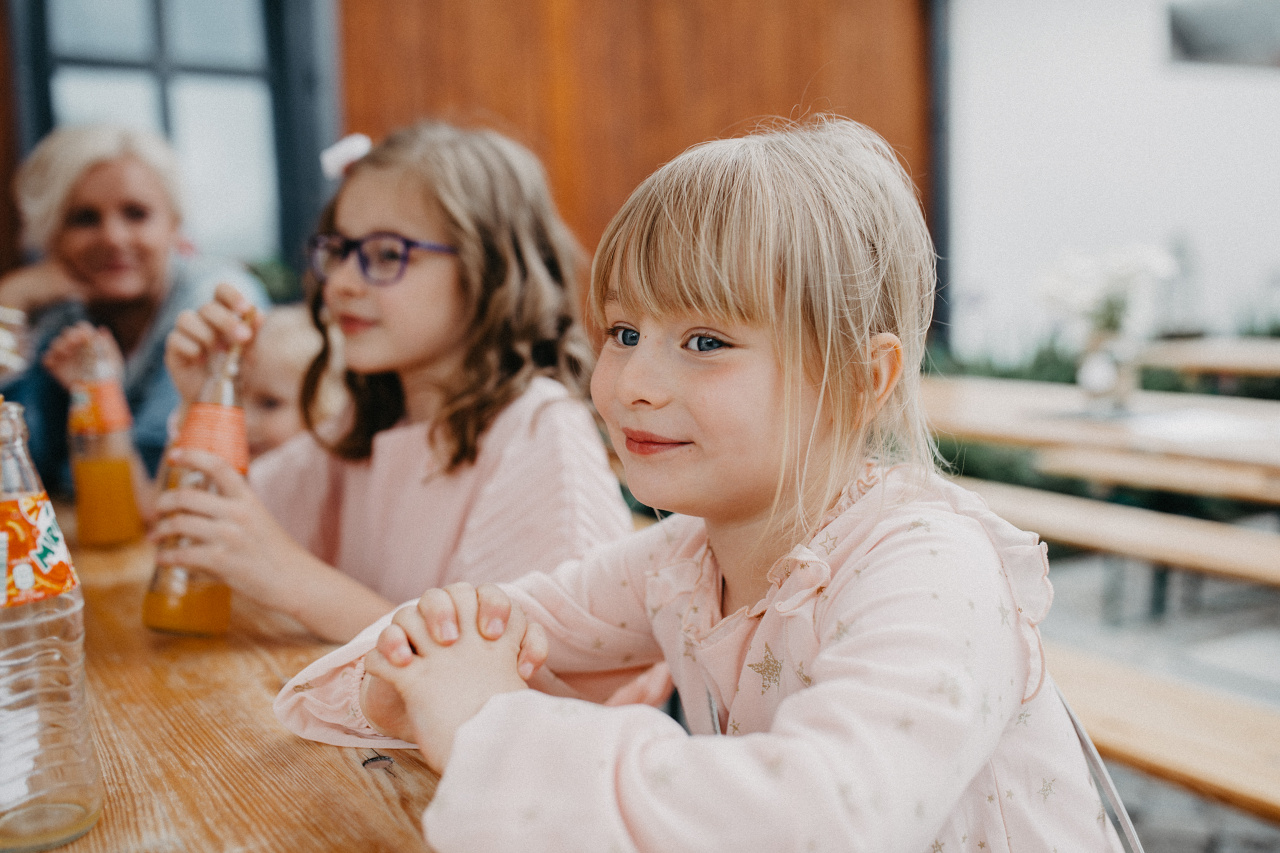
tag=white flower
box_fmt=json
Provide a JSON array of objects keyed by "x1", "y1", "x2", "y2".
[{"x1": 1040, "y1": 243, "x2": 1178, "y2": 349}]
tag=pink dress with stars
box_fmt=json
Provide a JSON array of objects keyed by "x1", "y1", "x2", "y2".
[{"x1": 275, "y1": 465, "x2": 1124, "y2": 852}]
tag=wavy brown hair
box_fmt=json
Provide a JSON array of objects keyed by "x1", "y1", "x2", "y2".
[{"x1": 300, "y1": 120, "x2": 593, "y2": 471}]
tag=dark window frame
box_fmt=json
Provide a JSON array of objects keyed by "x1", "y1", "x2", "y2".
[{"x1": 3, "y1": 0, "x2": 339, "y2": 276}]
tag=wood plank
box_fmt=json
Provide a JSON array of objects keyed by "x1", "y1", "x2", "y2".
[
  {"x1": 924, "y1": 375, "x2": 1280, "y2": 470},
  {"x1": 954, "y1": 476, "x2": 1280, "y2": 588},
  {"x1": 1140, "y1": 337, "x2": 1280, "y2": 378},
  {"x1": 62, "y1": 539, "x2": 437, "y2": 852},
  {"x1": 1034, "y1": 446, "x2": 1280, "y2": 505},
  {"x1": 337, "y1": 0, "x2": 931, "y2": 258},
  {"x1": 1047, "y1": 643, "x2": 1280, "y2": 824}
]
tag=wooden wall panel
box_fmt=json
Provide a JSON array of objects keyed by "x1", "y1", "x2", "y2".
[{"x1": 338, "y1": 0, "x2": 931, "y2": 258}]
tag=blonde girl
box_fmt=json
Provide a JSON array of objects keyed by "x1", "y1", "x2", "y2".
[
  {"x1": 276, "y1": 117, "x2": 1126, "y2": 851},
  {"x1": 157, "y1": 120, "x2": 632, "y2": 642}
]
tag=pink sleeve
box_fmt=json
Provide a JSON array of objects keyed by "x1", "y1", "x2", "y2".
[
  {"x1": 249, "y1": 432, "x2": 340, "y2": 563},
  {"x1": 272, "y1": 606, "x2": 418, "y2": 749},
  {"x1": 274, "y1": 523, "x2": 670, "y2": 745},
  {"x1": 445, "y1": 394, "x2": 633, "y2": 586}
]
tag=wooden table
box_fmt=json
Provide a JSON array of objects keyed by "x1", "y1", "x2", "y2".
[
  {"x1": 62, "y1": 527, "x2": 437, "y2": 852},
  {"x1": 923, "y1": 375, "x2": 1280, "y2": 502}
]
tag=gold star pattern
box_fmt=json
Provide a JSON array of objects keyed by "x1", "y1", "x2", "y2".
[
  {"x1": 997, "y1": 603, "x2": 1011, "y2": 626},
  {"x1": 292, "y1": 681, "x2": 314, "y2": 693},
  {"x1": 896, "y1": 714, "x2": 915, "y2": 732},
  {"x1": 1005, "y1": 789, "x2": 1014, "y2": 800},
  {"x1": 931, "y1": 841, "x2": 944, "y2": 852},
  {"x1": 619, "y1": 621, "x2": 627, "y2": 629},
  {"x1": 987, "y1": 794, "x2": 995, "y2": 804},
  {"x1": 683, "y1": 638, "x2": 696, "y2": 659},
  {"x1": 832, "y1": 619, "x2": 852, "y2": 641},
  {"x1": 978, "y1": 843, "x2": 987, "y2": 850},
  {"x1": 908, "y1": 518, "x2": 931, "y2": 532},
  {"x1": 729, "y1": 719, "x2": 740, "y2": 734},
  {"x1": 816, "y1": 533, "x2": 838, "y2": 555},
  {"x1": 794, "y1": 662, "x2": 813, "y2": 687},
  {"x1": 592, "y1": 637, "x2": 604, "y2": 650},
  {"x1": 1016, "y1": 710, "x2": 1031, "y2": 726},
  {"x1": 1039, "y1": 778, "x2": 1056, "y2": 802},
  {"x1": 748, "y1": 643, "x2": 782, "y2": 694}
]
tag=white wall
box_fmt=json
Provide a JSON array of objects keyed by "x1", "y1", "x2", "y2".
[{"x1": 947, "y1": 0, "x2": 1280, "y2": 364}]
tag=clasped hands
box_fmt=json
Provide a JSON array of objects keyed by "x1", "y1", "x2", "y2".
[{"x1": 361, "y1": 582, "x2": 550, "y2": 774}]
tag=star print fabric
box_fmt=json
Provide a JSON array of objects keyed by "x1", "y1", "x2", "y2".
[{"x1": 277, "y1": 466, "x2": 1124, "y2": 852}]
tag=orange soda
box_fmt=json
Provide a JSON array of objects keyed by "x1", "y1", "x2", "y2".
[
  {"x1": 143, "y1": 327, "x2": 252, "y2": 636},
  {"x1": 68, "y1": 335, "x2": 144, "y2": 546}
]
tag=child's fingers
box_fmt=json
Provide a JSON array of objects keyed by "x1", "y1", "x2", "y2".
[
  {"x1": 475, "y1": 583, "x2": 511, "y2": 639},
  {"x1": 415, "y1": 587, "x2": 463, "y2": 645},
  {"x1": 388, "y1": 602, "x2": 433, "y2": 657},
  {"x1": 517, "y1": 620, "x2": 548, "y2": 681},
  {"x1": 442, "y1": 582, "x2": 480, "y2": 639},
  {"x1": 375, "y1": 623, "x2": 415, "y2": 667},
  {"x1": 197, "y1": 296, "x2": 254, "y2": 346}
]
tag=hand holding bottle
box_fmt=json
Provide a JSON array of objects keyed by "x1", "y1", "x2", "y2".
[
  {"x1": 42, "y1": 322, "x2": 122, "y2": 391},
  {"x1": 150, "y1": 446, "x2": 317, "y2": 613},
  {"x1": 165, "y1": 282, "x2": 262, "y2": 406}
]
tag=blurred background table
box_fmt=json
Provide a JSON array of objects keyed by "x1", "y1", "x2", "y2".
[
  {"x1": 922, "y1": 375, "x2": 1280, "y2": 503},
  {"x1": 59, "y1": 513, "x2": 436, "y2": 853}
]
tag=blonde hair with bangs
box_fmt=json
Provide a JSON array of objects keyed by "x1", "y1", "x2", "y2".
[{"x1": 590, "y1": 116, "x2": 937, "y2": 544}]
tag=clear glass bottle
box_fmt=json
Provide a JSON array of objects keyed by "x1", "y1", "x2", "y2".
[
  {"x1": 142, "y1": 344, "x2": 249, "y2": 636},
  {"x1": 0, "y1": 399, "x2": 104, "y2": 851},
  {"x1": 67, "y1": 334, "x2": 144, "y2": 547}
]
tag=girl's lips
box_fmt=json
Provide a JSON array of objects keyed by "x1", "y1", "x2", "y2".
[
  {"x1": 336, "y1": 314, "x2": 375, "y2": 335},
  {"x1": 622, "y1": 429, "x2": 690, "y2": 456}
]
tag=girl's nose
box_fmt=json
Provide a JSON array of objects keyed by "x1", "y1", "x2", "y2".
[
  {"x1": 322, "y1": 251, "x2": 368, "y2": 299},
  {"x1": 613, "y1": 340, "x2": 671, "y2": 409}
]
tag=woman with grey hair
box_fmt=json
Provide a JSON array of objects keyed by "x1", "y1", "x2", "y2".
[{"x1": 0, "y1": 124, "x2": 268, "y2": 496}]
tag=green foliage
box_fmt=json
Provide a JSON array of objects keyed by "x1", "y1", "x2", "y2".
[{"x1": 247, "y1": 258, "x2": 303, "y2": 304}]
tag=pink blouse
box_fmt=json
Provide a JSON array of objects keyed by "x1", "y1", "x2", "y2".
[
  {"x1": 276, "y1": 466, "x2": 1123, "y2": 852},
  {"x1": 249, "y1": 377, "x2": 632, "y2": 605}
]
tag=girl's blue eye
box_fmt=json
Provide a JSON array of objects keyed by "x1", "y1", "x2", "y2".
[
  {"x1": 685, "y1": 334, "x2": 726, "y2": 352},
  {"x1": 611, "y1": 327, "x2": 639, "y2": 347}
]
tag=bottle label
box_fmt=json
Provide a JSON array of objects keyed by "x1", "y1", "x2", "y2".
[
  {"x1": 176, "y1": 402, "x2": 249, "y2": 474},
  {"x1": 2, "y1": 492, "x2": 78, "y2": 608},
  {"x1": 69, "y1": 380, "x2": 133, "y2": 434}
]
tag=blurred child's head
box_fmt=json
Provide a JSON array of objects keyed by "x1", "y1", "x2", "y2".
[
  {"x1": 589, "y1": 116, "x2": 937, "y2": 538},
  {"x1": 303, "y1": 120, "x2": 592, "y2": 470},
  {"x1": 244, "y1": 305, "x2": 345, "y2": 459}
]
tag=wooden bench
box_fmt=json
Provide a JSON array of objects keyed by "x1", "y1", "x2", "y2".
[
  {"x1": 1047, "y1": 642, "x2": 1280, "y2": 824},
  {"x1": 954, "y1": 476, "x2": 1280, "y2": 590},
  {"x1": 1033, "y1": 446, "x2": 1280, "y2": 506}
]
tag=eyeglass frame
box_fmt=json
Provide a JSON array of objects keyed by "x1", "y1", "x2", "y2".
[{"x1": 306, "y1": 231, "x2": 459, "y2": 286}]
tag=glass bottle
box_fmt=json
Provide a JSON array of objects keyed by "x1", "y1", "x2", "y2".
[
  {"x1": 142, "y1": 344, "x2": 249, "y2": 636},
  {"x1": 67, "y1": 334, "x2": 144, "y2": 547},
  {"x1": 0, "y1": 399, "x2": 104, "y2": 851}
]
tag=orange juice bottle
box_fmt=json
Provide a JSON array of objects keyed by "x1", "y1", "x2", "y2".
[
  {"x1": 142, "y1": 340, "x2": 250, "y2": 636},
  {"x1": 68, "y1": 333, "x2": 145, "y2": 547}
]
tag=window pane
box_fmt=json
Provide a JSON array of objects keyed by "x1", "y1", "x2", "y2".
[
  {"x1": 51, "y1": 67, "x2": 163, "y2": 132},
  {"x1": 169, "y1": 74, "x2": 279, "y2": 262},
  {"x1": 49, "y1": 0, "x2": 154, "y2": 61},
  {"x1": 163, "y1": 0, "x2": 266, "y2": 69}
]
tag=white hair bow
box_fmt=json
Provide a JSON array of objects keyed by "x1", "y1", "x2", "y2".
[{"x1": 320, "y1": 133, "x2": 372, "y2": 180}]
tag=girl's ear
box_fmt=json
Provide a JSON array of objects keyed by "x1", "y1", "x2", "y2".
[{"x1": 867, "y1": 333, "x2": 903, "y2": 415}]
